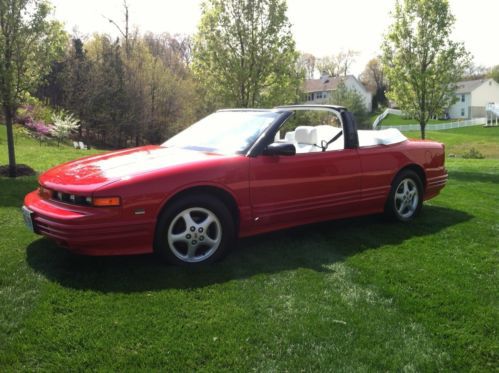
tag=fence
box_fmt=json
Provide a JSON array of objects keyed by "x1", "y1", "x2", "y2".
[
  {"x1": 486, "y1": 103, "x2": 499, "y2": 126},
  {"x1": 379, "y1": 117, "x2": 487, "y2": 132}
]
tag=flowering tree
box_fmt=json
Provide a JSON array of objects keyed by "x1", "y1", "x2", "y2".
[{"x1": 50, "y1": 111, "x2": 79, "y2": 146}]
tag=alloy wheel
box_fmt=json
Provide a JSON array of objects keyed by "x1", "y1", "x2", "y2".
[{"x1": 167, "y1": 207, "x2": 222, "y2": 263}]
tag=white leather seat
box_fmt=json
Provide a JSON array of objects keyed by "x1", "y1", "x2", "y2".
[
  {"x1": 284, "y1": 131, "x2": 295, "y2": 143},
  {"x1": 314, "y1": 125, "x2": 343, "y2": 151},
  {"x1": 281, "y1": 125, "x2": 347, "y2": 153},
  {"x1": 294, "y1": 126, "x2": 319, "y2": 153}
]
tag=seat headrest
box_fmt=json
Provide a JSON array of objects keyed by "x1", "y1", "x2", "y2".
[
  {"x1": 315, "y1": 125, "x2": 341, "y2": 139},
  {"x1": 295, "y1": 126, "x2": 318, "y2": 145},
  {"x1": 284, "y1": 131, "x2": 295, "y2": 142}
]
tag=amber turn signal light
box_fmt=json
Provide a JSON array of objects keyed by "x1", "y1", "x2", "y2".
[{"x1": 91, "y1": 197, "x2": 121, "y2": 207}]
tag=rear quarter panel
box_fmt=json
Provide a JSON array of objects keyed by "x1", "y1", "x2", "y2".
[{"x1": 357, "y1": 139, "x2": 446, "y2": 213}]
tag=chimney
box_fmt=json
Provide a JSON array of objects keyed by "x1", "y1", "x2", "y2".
[{"x1": 320, "y1": 72, "x2": 329, "y2": 82}]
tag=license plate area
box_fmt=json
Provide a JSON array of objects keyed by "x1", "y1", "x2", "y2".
[{"x1": 22, "y1": 206, "x2": 35, "y2": 232}]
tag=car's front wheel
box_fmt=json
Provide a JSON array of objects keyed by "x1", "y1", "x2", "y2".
[
  {"x1": 385, "y1": 170, "x2": 423, "y2": 222},
  {"x1": 155, "y1": 194, "x2": 235, "y2": 266}
]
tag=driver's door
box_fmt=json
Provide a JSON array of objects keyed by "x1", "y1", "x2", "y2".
[{"x1": 248, "y1": 149, "x2": 362, "y2": 232}]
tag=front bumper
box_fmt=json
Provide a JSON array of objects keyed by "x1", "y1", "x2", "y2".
[{"x1": 23, "y1": 191, "x2": 155, "y2": 256}]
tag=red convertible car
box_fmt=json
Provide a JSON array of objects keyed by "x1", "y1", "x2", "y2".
[{"x1": 23, "y1": 105, "x2": 447, "y2": 266}]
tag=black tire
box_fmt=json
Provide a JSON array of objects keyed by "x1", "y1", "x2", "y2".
[
  {"x1": 385, "y1": 169, "x2": 424, "y2": 222},
  {"x1": 155, "y1": 193, "x2": 235, "y2": 266}
]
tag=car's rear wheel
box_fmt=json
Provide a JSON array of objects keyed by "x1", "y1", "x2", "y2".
[
  {"x1": 385, "y1": 170, "x2": 423, "y2": 222},
  {"x1": 155, "y1": 194, "x2": 235, "y2": 266}
]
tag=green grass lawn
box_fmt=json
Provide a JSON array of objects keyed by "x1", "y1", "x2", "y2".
[
  {"x1": 406, "y1": 125, "x2": 499, "y2": 158},
  {"x1": 0, "y1": 125, "x2": 497, "y2": 371},
  {"x1": 370, "y1": 112, "x2": 457, "y2": 126}
]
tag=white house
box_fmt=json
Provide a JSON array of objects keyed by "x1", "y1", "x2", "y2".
[
  {"x1": 303, "y1": 75, "x2": 373, "y2": 112},
  {"x1": 448, "y1": 78, "x2": 499, "y2": 119}
]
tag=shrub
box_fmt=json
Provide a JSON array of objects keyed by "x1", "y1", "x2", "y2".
[
  {"x1": 25, "y1": 120, "x2": 53, "y2": 145},
  {"x1": 29, "y1": 121, "x2": 52, "y2": 136},
  {"x1": 15, "y1": 104, "x2": 35, "y2": 126},
  {"x1": 50, "y1": 111, "x2": 80, "y2": 146},
  {"x1": 462, "y1": 148, "x2": 485, "y2": 159},
  {"x1": 15, "y1": 96, "x2": 54, "y2": 125}
]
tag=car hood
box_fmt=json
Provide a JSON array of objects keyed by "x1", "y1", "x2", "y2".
[{"x1": 40, "y1": 145, "x2": 227, "y2": 192}]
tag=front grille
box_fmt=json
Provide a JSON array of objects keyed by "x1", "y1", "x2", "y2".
[{"x1": 51, "y1": 191, "x2": 91, "y2": 206}]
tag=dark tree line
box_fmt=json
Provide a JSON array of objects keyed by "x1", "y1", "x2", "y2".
[{"x1": 37, "y1": 32, "x2": 201, "y2": 148}]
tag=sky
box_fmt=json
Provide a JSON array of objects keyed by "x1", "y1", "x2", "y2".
[{"x1": 50, "y1": 0, "x2": 498, "y2": 76}]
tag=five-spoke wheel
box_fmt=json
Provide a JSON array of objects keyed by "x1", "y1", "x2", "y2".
[
  {"x1": 386, "y1": 170, "x2": 423, "y2": 222},
  {"x1": 167, "y1": 207, "x2": 222, "y2": 263},
  {"x1": 155, "y1": 194, "x2": 235, "y2": 266},
  {"x1": 394, "y1": 178, "x2": 419, "y2": 219}
]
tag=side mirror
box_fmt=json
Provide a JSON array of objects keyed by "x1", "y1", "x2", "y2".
[{"x1": 262, "y1": 142, "x2": 296, "y2": 156}]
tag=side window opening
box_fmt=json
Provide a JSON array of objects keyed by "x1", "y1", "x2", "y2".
[{"x1": 274, "y1": 110, "x2": 344, "y2": 153}]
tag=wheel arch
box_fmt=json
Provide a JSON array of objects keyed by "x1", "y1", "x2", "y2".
[
  {"x1": 156, "y1": 185, "x2": 240, "y2": 231},
  {"x1": 393, "y1": 163, "x2": 427, "y2": 190},
  {"x1": 385, "y1": 163, "x2": 426, "y2": 222}
]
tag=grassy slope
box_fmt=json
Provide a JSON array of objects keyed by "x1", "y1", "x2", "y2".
[
  {"x1": 0, "y1": 125, "x2": 497, "y2": 371},
  {"x1": 406, "y1": 126, "x2": 499, "y2": 158},
  {"x1": 0, "y1": 126, "x2": 103, "y2": 171},
  {"x1": 370, "y1": 112, "x2": 456, "y2": 126}
]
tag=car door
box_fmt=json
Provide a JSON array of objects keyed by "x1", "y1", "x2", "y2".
[{"x1": 248, "y1": 149, "x2": 362, "y2": 232}]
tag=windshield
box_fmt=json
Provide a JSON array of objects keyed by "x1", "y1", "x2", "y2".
[{"x1": 162, "y1": 111, "x2": 280, "y2": 154}]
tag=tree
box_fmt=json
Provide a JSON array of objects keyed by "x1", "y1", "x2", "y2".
[
  {"x1": 463, "y1": 63, "x2": 489, "y2": 80},
  {"x1": 360, "y1": 58, "x2": 388, "y2": 111},
  {"x1": 192, "y1": 0, "x2": 301, "y2": 108},
  {"x1": 0, "y1": 0, "x2": 66, "y2": 177},
  {"x1": 316, "y1": 50, "x2": 358, "y2": 78},
  {"x1": 60, "y1": 37, "x2": 91, "y2": 137},
  {"x1": 50, "y1": 110, "x2": 79, "y2": 146},
  {"x1": 297, "y1": 53, "x2": 316, "y2": 79},
  {"x1": 382, "y1": 0, "x2": 471, "y2": 139},
  {"x1": 40, "y1": 31, "x2": 202, "y2": 149},
  {"x1": 85, "y1": 35, "x2": 130, "y2": 145},
  {"x1": 489, "y1": 65, "x2": 499, "y2": 84},
  {"x1": 327, "y1": 83, "x2": 369, "y2": 127}
]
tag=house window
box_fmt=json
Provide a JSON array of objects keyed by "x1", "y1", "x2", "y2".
[
  {"x1": 461, "y1": 108, "x2": 465, "y2": 116},
  {"x1": 316, "y1": 92, "x2": 323, "y2": 100},
  {"x1": 461, "y1": 94, "x2": 465, "y2": 102}
]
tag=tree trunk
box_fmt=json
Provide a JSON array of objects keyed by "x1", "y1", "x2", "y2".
[
  {"x1": 3, "y1": 105, "x2": 17, "y2": 177},
  {"x1": 420, "y1": 122, "x2": 426, "y2": 140}
]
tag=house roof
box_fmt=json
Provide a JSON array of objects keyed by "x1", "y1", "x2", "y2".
[
  {"x1": 304, "y1": 75, "x2": 356, "y2": 93},
  {"x1": 455, "y1": 79, "x2": 489, "y2": 94}
]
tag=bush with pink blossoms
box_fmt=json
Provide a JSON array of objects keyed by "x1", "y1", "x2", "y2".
[
  {"x1": 16, "y1": 104, "x2": 35, "y2": 126},
  {"x1": 25, "y1": 120, "x2": 53, "y2": 145}
]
